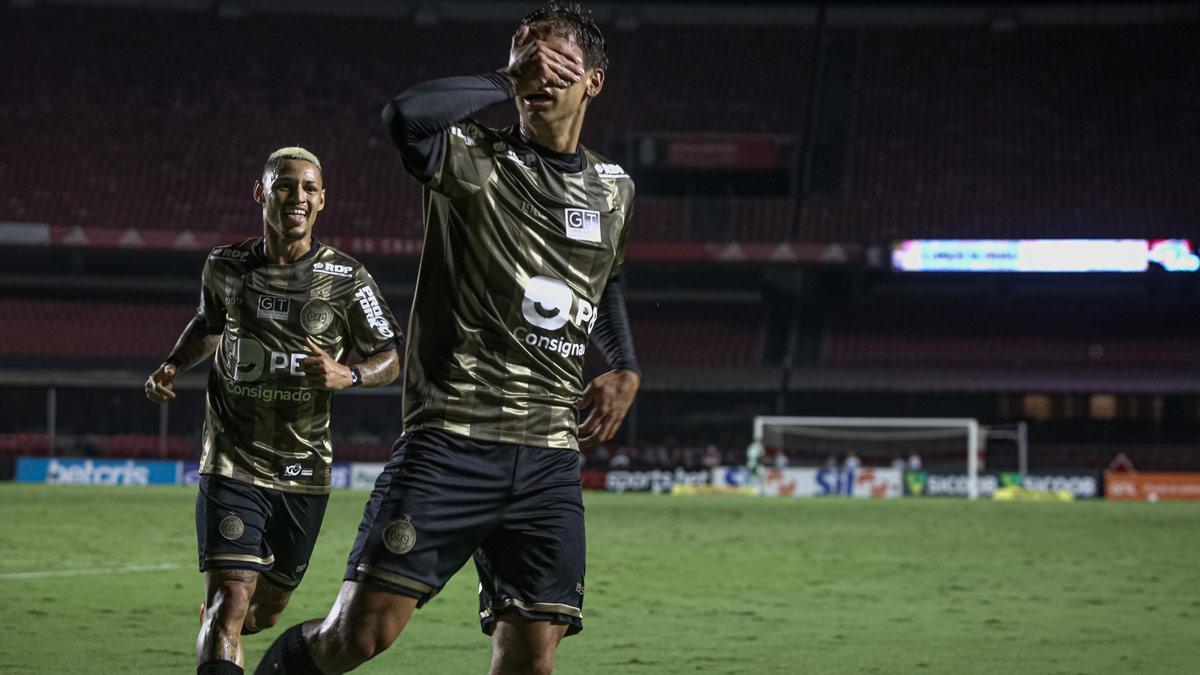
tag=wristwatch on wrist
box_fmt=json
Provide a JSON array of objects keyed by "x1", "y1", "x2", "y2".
[{"x1": 349, "y1": 366, "x2": 362, "y2": 387}]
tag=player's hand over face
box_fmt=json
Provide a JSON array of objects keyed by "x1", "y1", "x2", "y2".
[
  {"x1": 578, "y1": 369, "x2": 641, "y2": 450},
  {"x1": 502, "y1": 25, "x2": 586, "y2": 96},
  {"x1": 301, "y1": 337, "x2": 353, "y2": 391},
  {"x1": 144, "y1": 362, "x2": 178, "y2": 403}
]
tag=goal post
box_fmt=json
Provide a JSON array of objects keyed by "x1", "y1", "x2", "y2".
[{"x1": 753, "y1": 416, "x2": 982, "y2": 500}]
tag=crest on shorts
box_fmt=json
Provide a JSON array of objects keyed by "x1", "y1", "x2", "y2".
[
  {"x1": 219, "y1": 514, "x2": 245, "y2": 541},
  {"x1": 383, "y1": 514, "x2": 416, "y2": 555},
  {"x1": 300, "y1": 299, "x2": 335, "y2": 335}
]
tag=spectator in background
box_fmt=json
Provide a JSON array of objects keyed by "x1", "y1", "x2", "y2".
[
  {"x1": 591, "y1": 443, "x2": 610, "y2": 468},
  {"x1": 647, "y1": 444, "x2": 669, "y2": 468},
  {"x1": 702, "y1": 444, "x2": 722, "y2": 468},
  {"x1": 843, "y1": 451, "x2": 861, "y2": 473},
  {"x1": 773, "y1": 449, "x2": 789, "y2": 469},
  {"x1": 1108, "y1": 452, "x2": 1135, "y2": 473},
  {"x1": 890, "y1": 454, "x2": 906, "y2": 473},
  {"x1": 907, "y1": 452, "x2": 923, "y2": 471},
  {"x1": 609, "y1": 447, "x2": 631, "y2": 469}
]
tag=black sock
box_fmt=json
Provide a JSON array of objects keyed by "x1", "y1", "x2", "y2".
[
  {"x1": 198, "y1": 661, "x2": 244, "y2": 675},
  {"x1": 253, "y1": 623, "x2": 323, "y2": 675}
]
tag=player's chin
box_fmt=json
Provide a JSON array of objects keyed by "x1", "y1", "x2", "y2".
[{"x1": 281, "y1": 223, "x2": 311, "y2": 240}]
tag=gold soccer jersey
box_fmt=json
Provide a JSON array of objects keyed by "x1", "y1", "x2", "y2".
[
  {"x1": 402, "y1": 121, "x2": 634, "y2": 450},
  {"x1": 198, "y1": 239, "x2": 399, "y2": 494}
]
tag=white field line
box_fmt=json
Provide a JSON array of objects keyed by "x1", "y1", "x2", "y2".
[{"x1": 0, "y1": 562, "x2": 182, "y2": 580}]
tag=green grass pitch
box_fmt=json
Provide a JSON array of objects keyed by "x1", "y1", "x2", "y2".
[{"x1": 1, "y1": 484, "x2": 1198, "y2": 674}]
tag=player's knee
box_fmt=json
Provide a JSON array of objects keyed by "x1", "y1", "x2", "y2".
[
  {"x1": 245, "y1": 594, "x2": 290, "y2": 633},
  {"x1": 530, "y1": 650, "x2": 557, "y2": 675},
  {"x1": 493, "y1": 638, "x2": 557, "y2": 675},
  {"x1": 207, "y1": 580, "x2": 253, "y2": 630}
]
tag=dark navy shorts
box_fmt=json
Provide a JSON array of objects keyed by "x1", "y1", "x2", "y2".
[
  {"x1": 196, "y1": 474, "x2": 329, "y2": 590},
  {"x1": 345, "y1": 429, "x2": 586, "y2": 636}
]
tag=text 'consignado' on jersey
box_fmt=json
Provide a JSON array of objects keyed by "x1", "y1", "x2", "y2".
[
  {"x1": 403, "y1": 120, "x2": 634, "y2": 450},
  {"x1": 198, "y1": 238, "x2": 400, "y2": 494}
]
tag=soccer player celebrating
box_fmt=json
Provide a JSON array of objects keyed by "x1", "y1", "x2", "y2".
[
  {"x1": 255, "y1": 3, "x2": 640, "y2": 674},
  {"x1": 145, "y1": 147, "x2": 401, "y2": 675}
]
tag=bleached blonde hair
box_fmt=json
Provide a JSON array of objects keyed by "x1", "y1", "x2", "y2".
[{"x1": 262, "y1": 146, "x2": 322, "y2": 181}]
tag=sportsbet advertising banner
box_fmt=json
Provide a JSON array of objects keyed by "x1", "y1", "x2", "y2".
[{"x1": 904, "y1": 470, "x2": 1102, "y2": 499}]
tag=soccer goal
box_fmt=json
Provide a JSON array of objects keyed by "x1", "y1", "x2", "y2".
[{"x1": 752, "y1": 416, "x2": 983, "y2": 499}]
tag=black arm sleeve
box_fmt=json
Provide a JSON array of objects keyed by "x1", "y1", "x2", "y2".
[
  {"x1": 381, "y1": 72, "x2": 515, "y2": 182},
  {"x1": 591, "y1": 275, "x2": 641, "y2": 376}
]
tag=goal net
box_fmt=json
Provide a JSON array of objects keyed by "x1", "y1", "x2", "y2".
[{"x1": 752, "y1": 416, "x2": 982, "y2": 499}]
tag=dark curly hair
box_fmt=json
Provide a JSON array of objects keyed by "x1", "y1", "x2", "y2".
[{"x1": 519, "y1": 2, "x2": 609, "y2": 70}]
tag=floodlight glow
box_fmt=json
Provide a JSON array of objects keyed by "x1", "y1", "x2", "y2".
[{"x1": 892, "y1": 239, "x2": 1150, "y2": 272}]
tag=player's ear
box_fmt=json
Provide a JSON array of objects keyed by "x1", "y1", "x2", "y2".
[
  {"x1": 585, "y1": 68, "x2": 605, "y2": 98},
  {"x1": 253, "y1": 180, "x2": 265, "y2": 205},
  {"x1": 316, "y1": 188, "x2": 326, "y2": 213}
]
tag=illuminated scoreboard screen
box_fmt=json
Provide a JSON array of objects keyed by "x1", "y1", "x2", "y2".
[{"x1": 891, "y1": 239, "x2": 1199, "y2": 273}]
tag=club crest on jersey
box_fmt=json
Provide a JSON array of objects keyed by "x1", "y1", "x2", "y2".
[
  {"x1": 219, "y1": 515, "x2": 245, "y2": 541},
  {"x1": 564, "y1": 208, "x2": 601, "y2": 244},
  {"x1": 300, "y1": 299, "x2": 335, "y2": 335},
  {"x1": 313, "y1": 261, "x2": 354, "y2": 278},
  {"x1": 383, "y1": 515, "x2": 416, "y2": 555}
]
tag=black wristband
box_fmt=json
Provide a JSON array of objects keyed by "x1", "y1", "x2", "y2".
[{"x1": 349, "y1": 366, "x2": 362, "y2": 387}]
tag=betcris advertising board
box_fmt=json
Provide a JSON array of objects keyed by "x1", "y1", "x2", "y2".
[
  {"x1": 713, "y1": 466, "x2": 902, "y2": 498},
  {"x1": 18, "y1": 457, "x2": 358, "y2": 488},
  {"x1": 17, "y1": 457, "x2": 180, "y2": 486}
]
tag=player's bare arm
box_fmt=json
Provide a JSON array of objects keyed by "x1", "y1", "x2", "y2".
[
  {"x1": 145, "y1": 316, "x2": 220, "y2": 402},
  {"x1": 300, "y1": 336, "x2": 399, "y2": 391}
]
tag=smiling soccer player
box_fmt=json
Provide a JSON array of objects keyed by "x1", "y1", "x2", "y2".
[{"x1": 145, "y1": 147, "x2": 400, "y2": 675}]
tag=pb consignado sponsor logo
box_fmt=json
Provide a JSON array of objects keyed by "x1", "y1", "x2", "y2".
[{"x1": 516, "y1": 275, "x2": 594, "y2": 358}]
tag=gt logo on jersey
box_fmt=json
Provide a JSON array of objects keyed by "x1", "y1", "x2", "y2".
[
  {"x1": 257, "y1": 296, "x2": 290, "y2": 320},
  {"x1": 564, "y1": 208, "x2": 601, "y2": 244},
  {"x1": 313, "y1": 262, "x2": 353, "y2": 278},
  {"x1": 521, "y1": 276, "x2": 595, "y2": 333}
]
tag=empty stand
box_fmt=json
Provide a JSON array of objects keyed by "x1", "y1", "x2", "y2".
[{"x1": 821, "y1": 295, "x2": 1200, "y2": 366}]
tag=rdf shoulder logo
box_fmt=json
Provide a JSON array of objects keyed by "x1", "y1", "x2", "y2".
[
  {"x1": 313, "y1": 261, "x2": 354, "y2": 278},
  {"x1": 210, "y1": 247, "x2": 248, "y2": 261},
  {"x1": 594, "y1": 162, "x2": 629, "y2": 179}
]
